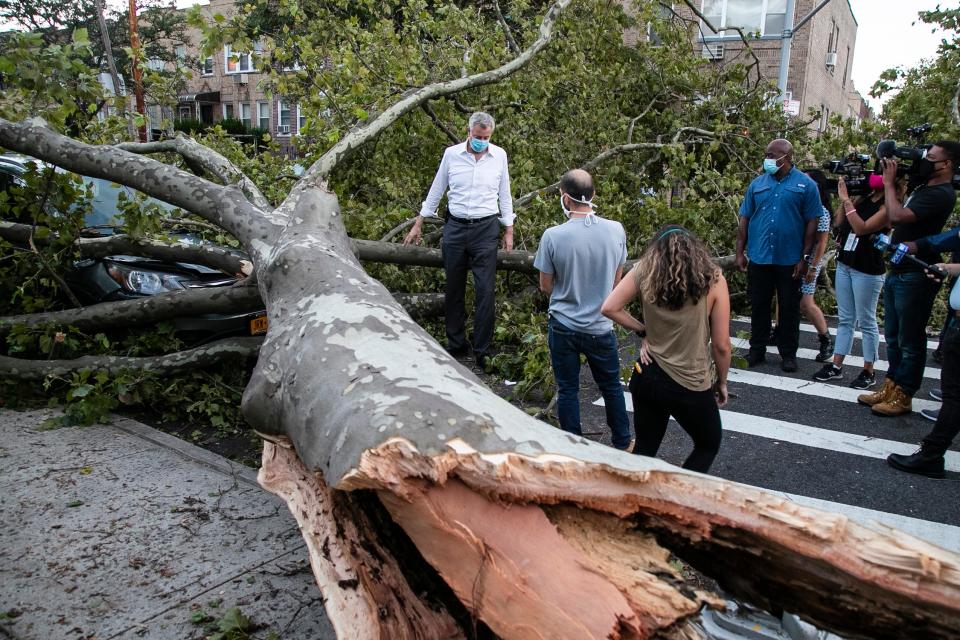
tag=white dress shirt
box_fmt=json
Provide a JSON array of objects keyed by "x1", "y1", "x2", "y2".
[{"x1": 419, "y1": 141, "x2": 514, "y2": 226}]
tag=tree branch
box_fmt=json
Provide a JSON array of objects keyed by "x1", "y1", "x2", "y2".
[
  {"x1": 116, "y1": 134, "x2": 272, "y2": 211},
  {"x1": 301, "y1": 0, "x2": 573, "y2": 184},
  {"x1": 0, "y1": 118, "x2": 264, "y2": 243},
  {"x1": 378, "y1": 216, "x2": 443, "y2": 243},
  {"x1": 420, "y1": 102, "x2": 461, "y2": 145},
  {"x1": 953, "y1": 78, "x2": 960, "y2": 127},
  {"x1": 0, "y1": 285, "x2": 263, "y2": 336},
  {"x1": 516, "y1": 127, "x2": 714, "y2": 207},
  {"x1": 492, "y1": 0, "x2": 521, "y2": 54},
  {"x1": 1, "y1": 222, "x2": 250, "y2": 275},
  {"x1": 0, "y1": 336, "x2": 264, "y2": 380}
]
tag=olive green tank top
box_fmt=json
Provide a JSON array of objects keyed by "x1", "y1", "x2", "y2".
[{"x1": 639, "y1": 292, "x2": 713, "y2": 392}]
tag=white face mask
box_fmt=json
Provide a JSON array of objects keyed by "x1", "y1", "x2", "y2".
[{"x1": 560, "y1": 193, "x2": 598, "y2": 226}]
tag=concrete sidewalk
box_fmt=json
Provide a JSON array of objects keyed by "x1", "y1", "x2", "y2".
[{"x1": 0, "y1": 409, "x2": 334, "y2": 640}]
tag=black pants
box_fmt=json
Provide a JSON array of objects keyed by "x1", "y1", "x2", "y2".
[
  {"x1": 748, "y1": 262, "x2": 802, "y2": 356},
  {"x1": 628, "y1": 358, "x2": 722, "y2": 473},
  {"x1": 924, "y1": 320, "x2": 959, "y2": 455},
  {"x1": 441, "y1": 216, "x2": 499, "y2": 355}
]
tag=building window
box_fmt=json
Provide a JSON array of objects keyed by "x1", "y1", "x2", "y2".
[
  {"x1": 146, "y1": 58, "x2": 165, "y2": 72},
  {"x1": 223, "y1": 103, "x2": 234, "y2": 119},
  {"x1": 842, "y1": 46, "x2": 850, "y2": 87},
  {"x1": 240, "y1": 102, "x2": 252, "y2": 128},
  {"x1": 225, "y1": 42, "x2": 261, "y2": 73},
  {"x1": 647, "y1": 2, "x2": 674, "y2": 46},
  {"x1": 257, "y1": 101, "x2": 270, "y2": 130},
  {"x1": 174, "y1": 44, "x2": 186, "y2": 60},
  {"x1": 701, "y1": 0, "x2": 786, "y2": 37},
  {"x1": 277, "y1": 100, "x2": 291, "y2": 135},
  {"x1": 178, "y1": 106, "x2": 193, "y2": 120},
  {"x1": 202, "y1": 56, "x2": 213, "y2": 75},
  {"x1": 297, "y1": 104, "x2": 307, "y2": 134}
]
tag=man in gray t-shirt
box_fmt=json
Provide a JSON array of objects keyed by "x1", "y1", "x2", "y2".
[{"x1": 533, "y1": 169, "x2": 631, "y2": 450}]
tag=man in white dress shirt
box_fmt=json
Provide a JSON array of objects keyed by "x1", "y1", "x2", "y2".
[{"x1": 404, "y1": 112, "x2": 514, "y2": 369}]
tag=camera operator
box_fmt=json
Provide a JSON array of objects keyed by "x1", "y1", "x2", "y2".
[
  {"x1": 858, "y1": 141, "x2": 959, "y2": 417},
  {"x1": 887, "y1": 257, "x2": 960, "y2": 478}
]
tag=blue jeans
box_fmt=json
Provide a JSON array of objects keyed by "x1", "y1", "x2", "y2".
[
  {"x1": 547, "y1": 318, "x2": 631, "y2": 449},
  {"x1": 883, "y1": 270, "x2": 941, "y2": 396},
  {"x1": 834, "y1": 263, "x2": 884, "y2": 363}
]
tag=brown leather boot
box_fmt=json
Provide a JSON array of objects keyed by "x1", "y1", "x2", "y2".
[
  {"x1": 872, "y1": 385, "x2": 913, "y2": 417},
  {"x1": 858, "y1": 377, "x2": 895, "y2": 407}
]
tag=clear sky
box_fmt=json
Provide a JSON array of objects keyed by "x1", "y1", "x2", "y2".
[{"x1": 846, "y1": 0, "x2": 947, "y2": 111}]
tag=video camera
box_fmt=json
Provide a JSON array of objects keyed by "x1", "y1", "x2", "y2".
[
  {"x1": 872, "y1": 233, "x2": 947, "y2": 279},
  {"x1": 821, "y1": 123, "x2": 960, "y2": 196}
]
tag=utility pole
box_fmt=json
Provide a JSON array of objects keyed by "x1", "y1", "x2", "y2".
[
  {"x1": 128, "y1": 0, "x2": 147, "y2": 142},
  {"x1": 778, "y1": 0, "x2": 835, "y2": 102}
]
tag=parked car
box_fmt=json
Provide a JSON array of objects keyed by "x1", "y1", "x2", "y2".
[{"x1": 0, "y1": 153, "x2": 267, "y2": 342}]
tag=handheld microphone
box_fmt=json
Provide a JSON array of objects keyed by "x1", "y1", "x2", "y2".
[{"x1": 872, "y1": 234, "x2": 947, "y2": 279}]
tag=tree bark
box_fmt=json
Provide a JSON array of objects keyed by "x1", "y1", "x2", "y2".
[
  {"x1": 0, "y1": 284, "x2": 262, "y2": 337},
  {"x1": 0, "y1": 336, "x2": 263, "y2": 380}
]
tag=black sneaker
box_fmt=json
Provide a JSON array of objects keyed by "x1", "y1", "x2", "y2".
[
  {"x1": 780, "y1": 356, "x2": 798, "y2": 373},
  {"x1": 813, "y1": 364, "x2": 843, "y2": 382},
  {"x1": 815, "y1": 333, "x2": 833, "y2": 362},
  {"x1": 849, "y1": 369, "x2": 876, "y2": 390}
]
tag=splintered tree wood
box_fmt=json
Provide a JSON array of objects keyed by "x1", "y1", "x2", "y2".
[
  {"x1": 258, "y1": 439, "x2": 463, "y2": 640},
  {"x1": 379, "y1": 481, "x2": 722, "y2": 640}
]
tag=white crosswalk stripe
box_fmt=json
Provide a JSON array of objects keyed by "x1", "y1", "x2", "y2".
[
  {"x1": 733, "y1": 316, "x2": 943, "y2": 351},
  {"x1": 731, "y1": 337, "x2": 942, "y2": 381},
  {"x1": 587, "y1": 330, "x2": 953, "y2": 549},
  {"x1": 727, "y1": 368, "x2": 940, "y2": 412},
  {"x1": 593, "y1": 391, "x2": 957, "y2": 472}
]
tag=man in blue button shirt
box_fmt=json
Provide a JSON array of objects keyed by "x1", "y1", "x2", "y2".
[{"x1": 735, "y1": 139, "x2": 822, "y2": 372}]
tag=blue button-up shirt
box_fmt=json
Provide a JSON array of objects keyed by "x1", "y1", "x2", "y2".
[{"x1": 739, "y1": 167, "x2": 823, "y2": 265}]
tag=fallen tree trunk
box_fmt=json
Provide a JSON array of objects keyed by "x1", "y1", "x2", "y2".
[
  {"x1": 3, "y1": 19, "x2": 960, "y2": 634},
  {"x1": 242, "y1": 184, "x2": 960, "y2": 639}
]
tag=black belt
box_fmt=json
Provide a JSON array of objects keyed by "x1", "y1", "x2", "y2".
[{"x1": 447, "y1": 214, "x2": 498, "y2": 225}]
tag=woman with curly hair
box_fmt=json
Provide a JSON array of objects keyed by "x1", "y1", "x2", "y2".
[{"x1": 601, "y1": 225, "x2": 732, "y2": 472}]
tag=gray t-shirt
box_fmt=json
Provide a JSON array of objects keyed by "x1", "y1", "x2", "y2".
[{"x1": 533, "y1": 216, "x2": 627, "y2": 334}]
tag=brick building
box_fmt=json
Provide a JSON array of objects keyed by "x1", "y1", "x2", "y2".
[
  {"x1": 147, "y1": 0, "x2": 306, "y2": 154},
  {"x1": 649, "y1": 1, "x2": 872, "y2": 130}
]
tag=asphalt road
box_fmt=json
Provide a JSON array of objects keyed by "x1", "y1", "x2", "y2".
[{"x1": 569, "y1": 317, "x2": 959, "y2": 551}]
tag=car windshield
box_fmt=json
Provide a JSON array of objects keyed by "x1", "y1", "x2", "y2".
[{"x1": 82, "y1": 177, "x2": 179, "y2": 228}]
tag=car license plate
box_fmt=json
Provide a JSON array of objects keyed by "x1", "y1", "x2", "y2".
[{"x1": 250, "y1": 315, "x2": 268, "y2": 335}]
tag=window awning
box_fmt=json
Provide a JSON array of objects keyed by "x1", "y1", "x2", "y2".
[{"x1": 178, "y1": 91, "x2": 221, "y2": 103}]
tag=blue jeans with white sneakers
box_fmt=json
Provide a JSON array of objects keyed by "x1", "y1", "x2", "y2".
[{"x1": 834, "y1": 262, "x2": 884, "y2": 364}]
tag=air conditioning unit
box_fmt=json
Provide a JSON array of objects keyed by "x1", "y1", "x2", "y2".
[
  {"x1": 825, "y1": 52, "x2": 838, "y2": 68},
  {"x1": 234, "y1": 73, "x2": 249, "y2": 85},
  {"x1": 277, "y1": 124, "x2": 291, "y2": 134},
  {"x1": 701, "y1": 44, "x2": 724, "y2": 60}
]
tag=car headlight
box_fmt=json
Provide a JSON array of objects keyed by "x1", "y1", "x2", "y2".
[{"x1": 107, "y1": 263, "x2": 185, "y2": 295}]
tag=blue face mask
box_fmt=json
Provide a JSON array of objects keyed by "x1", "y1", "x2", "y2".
[
  {"x1": 763, "y1": 155, "x2": 785, "y2": 174},
  {"x1": 469, "y1": 137, "x2": 489, "y2": 153}
]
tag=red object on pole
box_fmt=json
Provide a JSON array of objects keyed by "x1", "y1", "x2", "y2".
[{"x1": 128, "y1": 0, "x2": 147, "y2": 142}]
